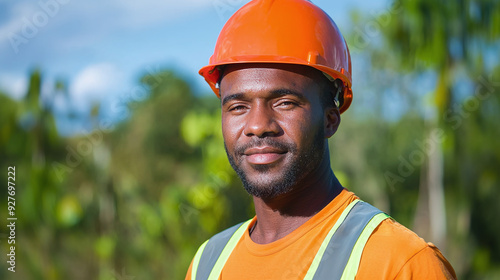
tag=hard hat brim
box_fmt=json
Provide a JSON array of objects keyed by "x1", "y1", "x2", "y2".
[{"x1": 199, "y1": 57, "x2": 353, "y2": 113}]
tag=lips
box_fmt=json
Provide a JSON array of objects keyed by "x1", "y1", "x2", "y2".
[{"x1": 243, "y1": 146, "x2": 287, "y2": 165}]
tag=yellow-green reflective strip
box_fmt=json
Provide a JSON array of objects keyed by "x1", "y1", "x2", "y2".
[
  {"x1": 207, "y1": 219, "x2": 252, "y2": 280},
  {"x1": 191, "y1": 239, "x2": 209, "y2": 280},
  {"x1": 340, "y1": 212, "x2": 390, "y2": 280},
  {"x1": 303, "y1": 199, "x2": 361, "y2": 280}
]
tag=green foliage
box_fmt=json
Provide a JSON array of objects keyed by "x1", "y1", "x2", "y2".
[
  {"x1": 345, "y1": 0, "x2": 500, "y2": 278},
  {"x1": 0, "y1": 68, "x2": 252, "y2": 279}
]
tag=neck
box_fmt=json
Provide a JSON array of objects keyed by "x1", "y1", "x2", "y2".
[{"x1": 250, "y1": 158, "x2": 343, "y2": 244}]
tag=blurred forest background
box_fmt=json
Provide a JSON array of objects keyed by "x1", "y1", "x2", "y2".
[{"x1": 1, "y1": 0, "x2": 499, "y2": 279}]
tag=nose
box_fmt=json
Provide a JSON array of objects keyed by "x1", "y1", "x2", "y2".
[{"x1": 243, "y1": 104, "x2": 281, "y2": 138}]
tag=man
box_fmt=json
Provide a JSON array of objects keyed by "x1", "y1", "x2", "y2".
[{"x1": 186, "y1": 0, "x2": 456, "y2": 279}]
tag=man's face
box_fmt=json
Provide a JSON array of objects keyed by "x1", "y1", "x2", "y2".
[{"x1": 220, "y1": 63, "x2": 337, "y2": 199}]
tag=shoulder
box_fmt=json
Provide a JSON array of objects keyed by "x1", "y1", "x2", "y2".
[
  {"x1": 357, "y1": 218, "x2": 456, "y2": 279},
  {"x1": 185, "y1": 220, "x2": 252, "y2": 280},
  {"x1": 366, "y1": 218, "x2": 429, "y2": 255},
  {"x1": 199, "y1": 220, "x2": 250, "y2": 258},
  {"x1": 196, "y1": 219, "x2": 253, "y2": 260}
]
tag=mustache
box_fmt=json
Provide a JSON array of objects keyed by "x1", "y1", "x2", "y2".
[{"x1": 234, "y1": 138, "x2": 296, "y2": 155}]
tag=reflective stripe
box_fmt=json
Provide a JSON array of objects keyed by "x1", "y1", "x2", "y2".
[
  {"x1": 191, "y1": 200, "x2": 389, "y2": 280},
  {"x1": 207, "y1": 220, "x2": 251, "y2": 280},
  {"x1": 192, "y1": 219, "x2": 252, "y2": 280},
  {"x1": 311, "y1": 201, "x2": 388, "y2": 279},
  {"x1": 340, "y1": 212, "x2": 390, "y2": 280},
  {"x1": 303, "y1": 199, "x2": 361, "y2": 280},
  {"x1": 191, "y1": 240, "x2": 208, "y2": 280}
]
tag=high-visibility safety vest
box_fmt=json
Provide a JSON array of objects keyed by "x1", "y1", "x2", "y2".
[{"x1": 191, "y1": 199, "x2": 390, "y2": 280}]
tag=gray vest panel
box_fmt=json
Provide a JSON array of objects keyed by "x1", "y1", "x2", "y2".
[
  {"x1": 312, "y1": 201, "x2": 382, "y2": 279},
  {"x1": 196, "y1": 221, "x2": 246, "y2": 280}
]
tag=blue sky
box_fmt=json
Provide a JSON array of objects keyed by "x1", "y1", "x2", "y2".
[{"x1": 0, "y1": 0, "x2": 391, "y2": 134}]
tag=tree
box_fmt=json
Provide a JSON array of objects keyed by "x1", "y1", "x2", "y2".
[{"x1": 345, "y1": 0, "x2": 500, "y2": 277}]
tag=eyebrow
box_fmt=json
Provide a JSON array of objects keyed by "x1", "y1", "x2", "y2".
[
  {"x1": 221, "y1": 93, "x2": 246, "y2": 106},
  {"x1": 221, "y1": 88, "x2": 306, "y2": 106},
  {"x1": 270, "y1": 88, "x2": 306, "y2": 100}
]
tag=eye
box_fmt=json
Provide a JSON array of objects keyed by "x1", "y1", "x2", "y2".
[
  {"x1": 276, "y1": 100, "x2": 298, "y2": 109},
  {"x1": 232, "y1": 105, "x2": 245, "y2": 111},
  {"x1": 228, "y1": 104, "x2": 248, "y2": 113}
]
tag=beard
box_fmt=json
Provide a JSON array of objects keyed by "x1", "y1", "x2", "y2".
[{"x1": 225, "y1": 128, "x2": 325, "y2": 199}]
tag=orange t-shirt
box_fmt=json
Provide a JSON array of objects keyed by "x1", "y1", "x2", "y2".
[{"x1": 185, "y1": 189, "x2": 456, "y2": 279}]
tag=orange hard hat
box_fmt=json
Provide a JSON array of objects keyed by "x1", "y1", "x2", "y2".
[{"x1": 199, "y1": 0, "x2": 353, "y2": 113}]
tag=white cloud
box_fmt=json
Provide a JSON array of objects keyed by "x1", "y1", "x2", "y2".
[
  {"x1": 70, "y1": 63, "x2": 124, "y2": 106},
  {"x1": 0, "y1": 0, "x2": 213, "y2": 50},
  {"x1": 0, "y1": 74, "x2": 27, "y2": 100}
]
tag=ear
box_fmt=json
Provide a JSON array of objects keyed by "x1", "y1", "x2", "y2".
[{"x1": 324, "y1": 105, "x2": 340, "y2": 138}]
